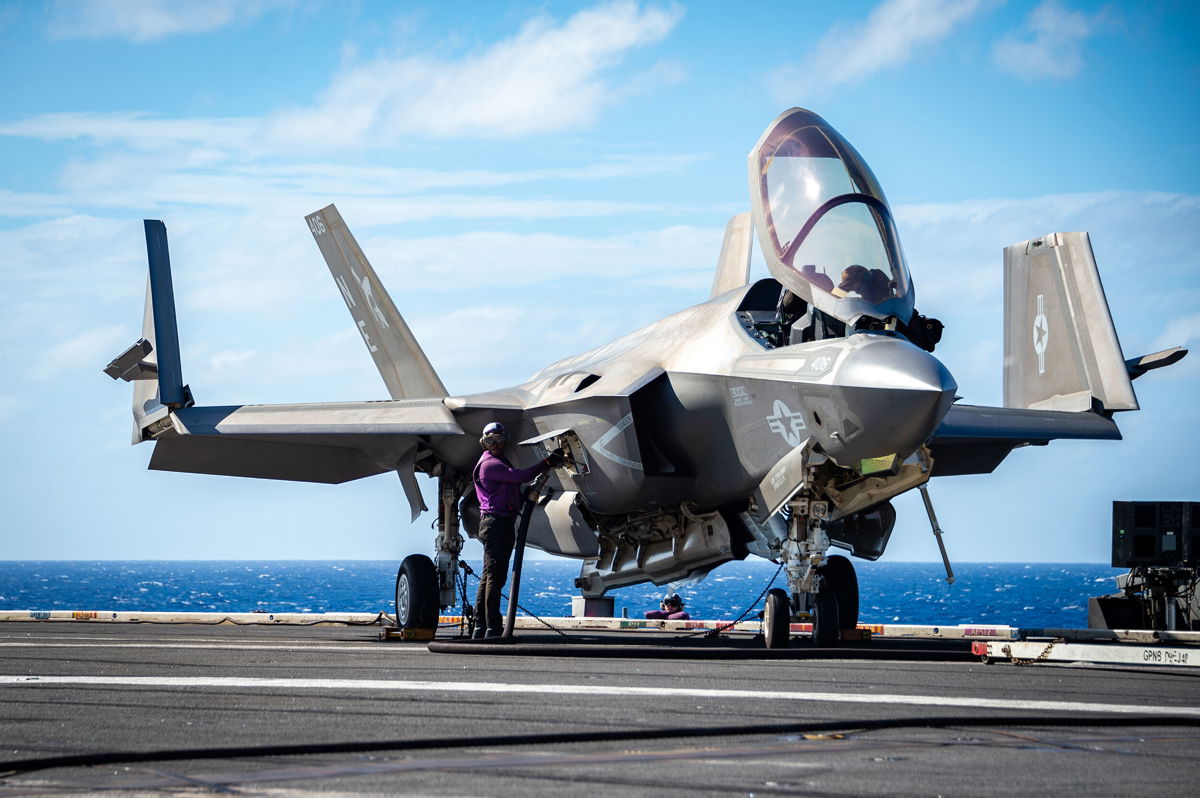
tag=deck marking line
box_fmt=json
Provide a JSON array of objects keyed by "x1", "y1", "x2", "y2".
[{"x1": 2, "y1": 675, "x2": 1198, "y2": 718}]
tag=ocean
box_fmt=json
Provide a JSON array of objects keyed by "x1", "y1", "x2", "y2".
[{"x1": 0, "y1": 560, "x2": 1125, "y2": 629}]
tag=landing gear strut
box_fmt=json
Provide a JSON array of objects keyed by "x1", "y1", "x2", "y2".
[
  {"x1": 754, "y1": 444, "x2": 936, "y2": 649},
  {"x1": 393, "y1": 470, "x2": 468, "y2": 638},
  {"x1": 434, "y1": 470, "x2": 467, "y2": 611},
  {"x1": 767, "y1": 497, "x2": 858, "y2": 648}
]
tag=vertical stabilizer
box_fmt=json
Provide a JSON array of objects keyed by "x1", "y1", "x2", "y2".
[
  {"x1": 1003, "y1": 232, "x2": 1138, "y2": 412},
  {"x1": 710, "y1": 212, "x2": 753, "y2": 298},
  {"x1": 305, "y1": 205, "x2": 447, "y2": 400}
]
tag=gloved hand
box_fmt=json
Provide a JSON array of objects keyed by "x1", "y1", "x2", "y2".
[{"x1": 545, "y1": 448, "x2": 567, "y2": 468}]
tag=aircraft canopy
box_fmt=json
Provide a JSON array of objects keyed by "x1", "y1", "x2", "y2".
[{"x1": 748, "y1": 108, "x2": 914, "y2": 324}]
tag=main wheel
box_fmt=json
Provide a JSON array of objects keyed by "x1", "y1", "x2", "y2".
[
  {"x1": 812, "y1": 585, "x2": 840, "y2": 647},
  {"x1": 395, "y1": 554, "x2": 439, "y2": 632},
  {"x1": 818, "y1": 555, "x2": 859, "y2": 631},
  {"x1": 763, "y1": 588, "x2": 791, "y2": 649}
]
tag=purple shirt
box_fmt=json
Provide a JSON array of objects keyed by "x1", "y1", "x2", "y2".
[{"x1": 473, "y1": 450, "x2": 548, "y2": 517}]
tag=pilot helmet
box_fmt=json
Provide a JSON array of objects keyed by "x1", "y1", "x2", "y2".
[
  {"x1": 480, "y1": 421, "x2": 507, "y2": 449},
  {"x1": 839, "y1": 264, "x2": 868, "y2": 292}
]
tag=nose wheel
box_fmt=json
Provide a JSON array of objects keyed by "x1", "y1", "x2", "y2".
[
  {"x1": 762, "y1": 578, "x2": 848, "y2": 649},
  {"x1": 766, "y1": 518, "x2": 859, "y2": 649},
  {"x1": 763, "y1": 588, "x2": 791, "y2": 649},
  {"x1": 818, "y1": 554, "x2": 859, "y2": 632},
  {"x1": 811, "y1": 581, "x2": 840, "y2": 647}
]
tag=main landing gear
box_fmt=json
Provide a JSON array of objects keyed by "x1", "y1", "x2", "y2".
[
  {"x1": 395, "y1": 554, "x2": 439, "y2": 631},
  {"x1": 393, "y1": 470, "x2": 468, "y2": 637},
  {"x1": 764, "y1": 498, "x2": 859, "y2": 649}
]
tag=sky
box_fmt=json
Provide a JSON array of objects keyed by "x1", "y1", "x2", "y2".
[{"x1": 0, "y1": 0, "x2": 1197, "y2": 566}]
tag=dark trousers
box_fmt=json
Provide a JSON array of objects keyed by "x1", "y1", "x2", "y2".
[{"x1": 474, "y1": 514, "x2": 516, "y2": 633}]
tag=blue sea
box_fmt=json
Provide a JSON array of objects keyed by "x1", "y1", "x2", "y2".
[{"x1": 0, "y1": 560, "x2": 1125, "y2": 629}]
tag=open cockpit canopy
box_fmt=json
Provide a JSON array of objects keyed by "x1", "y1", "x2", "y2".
[{"x1": 748, "y1": 108, "x2": 914, "y2": 325}]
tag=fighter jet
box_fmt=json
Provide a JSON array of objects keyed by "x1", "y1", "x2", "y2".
[{"x1": 105, "y1": 108, "x2": 1186, "y2": 647}]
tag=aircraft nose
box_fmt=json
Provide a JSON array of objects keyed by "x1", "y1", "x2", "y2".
[
  {"x1": 852, "y1": 338, "x2": 957, "y2": 395},
  {"x1": 829, "y1": 336, "x2": 958, "y2": 462}
]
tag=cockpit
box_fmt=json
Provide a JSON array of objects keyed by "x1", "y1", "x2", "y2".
[
  {"x1": 749, "y1": 108, "x2": 914, "y2": 326},
  {"x1": 740, "y1": 109, "x2": 942, "y2": 353}
]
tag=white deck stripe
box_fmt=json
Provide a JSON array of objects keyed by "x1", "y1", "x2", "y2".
[{"x1": 2, "y1": 675, "x2": 1197, "y2": 718}]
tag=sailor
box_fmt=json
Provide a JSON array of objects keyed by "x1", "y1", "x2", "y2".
[
  {"x1": 472, "y1": 421, "x2": 564, "y2": 638},
  {"x1": 644, "y1": 592, "x2": 690, "y2": 620}
]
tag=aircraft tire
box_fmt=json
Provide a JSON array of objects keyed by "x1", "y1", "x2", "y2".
[
  {"x1": 818, "y1": 555, "x2": 859, "y2": 631},
  {"x1": 763, "y1": 588, "x2": 791, "y2": 649},
  {"x1": 812, "y1": 585, "x2": 840, "y2": 647},
  {"x1": 395, "y1": 554, "x2": 439, "y2": 632}
]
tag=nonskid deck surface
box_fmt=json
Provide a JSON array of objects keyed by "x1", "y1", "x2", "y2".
[{"x1": 2, "y1": 620, "x2": 1199, "y2": 796}]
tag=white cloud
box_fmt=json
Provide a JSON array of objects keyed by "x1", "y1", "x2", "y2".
[
  {"x1": 209, "y1": 349, "x2": 258, "y2": 372},
  {"x1": 0, "y1": 187, "x2": 75, "y2": 217},
  {"x1": 364, "y1": 225, "x2": 721, "y2": 291},
  {"x1": 34, "y1": 324, "x2": 129, "y2": 381},
  {"x1": 0, "y1": 3, "x2": 691, "y2": 239},
  {"x1": 4, "y1": 4, "x2": 686, "y2": 159},
  {"x1": 264, "y1": 1, "x2": 683, "y2": 146},
  {"x1": 0, "y1": 154, "x2": 691, "y2": 228},
  {"x1": 0, "y1": 124, "x2": 701, "y2": 222},
  {"x1": 46, "y1": 0, "x2": 287, "y2": 42},
  {"x1": 992, "y1": 1, "x2": 1113, "y2": 81},
  {"x1": 0, "y1": 112, "x2": 257, "y2": 152},
  {"x1": 772, "y1": 0, "x2": 988, "y2": 97},
  {"x1": 1152, "y1": 314, "x2": 1200, "y2": 359}
]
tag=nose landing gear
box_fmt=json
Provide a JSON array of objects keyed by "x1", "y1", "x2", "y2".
[
  {"x1": 763, "y1": 587, "x2": 790, "y2": 649},
  {"x1": 765, "y1": 498, "x2": 860, "y2": 649}
]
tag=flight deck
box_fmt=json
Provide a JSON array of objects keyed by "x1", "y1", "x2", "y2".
[{"x1": 2, "y1": 615, "x2": 1198, "y2": 796}]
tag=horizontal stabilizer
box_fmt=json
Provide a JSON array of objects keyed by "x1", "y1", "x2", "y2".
[
  {"x1": 306, "y1": 204, "x2": 447, "y2": 400},
  {"x1": 1126, "y1": 346, "x2": 1188, "y2": 380},
  {"x1": 929, "y1": 403, "x2": 1121, "y2": 476}
]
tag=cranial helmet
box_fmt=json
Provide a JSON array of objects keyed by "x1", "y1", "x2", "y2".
[
  {"x1": 839, "y1": 264, "x2": 868, "y2": 291},
  {"x1": 662, "y1": 592, "x2": 683, "y2": 608},
  {"x1": 480, "y1": 421, "x2": 507, "y2": 449}
]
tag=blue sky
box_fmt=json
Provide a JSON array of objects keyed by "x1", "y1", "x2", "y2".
[{"x1": 0, "y1": 0, "x2": 1196, "y2": 564}]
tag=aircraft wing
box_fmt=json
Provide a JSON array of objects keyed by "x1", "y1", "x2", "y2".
[
  {"x1": 927, "y1": 403, "x2": 1120, "y2": 477},
  {"x1": 147, "y1": 399, "x2": 463, "y2": 519}
]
